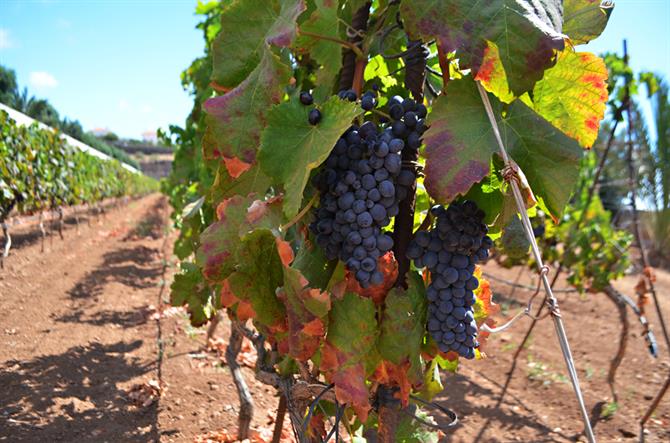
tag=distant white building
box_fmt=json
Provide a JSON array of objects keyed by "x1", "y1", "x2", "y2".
[{"x1": 142, "y1": 130, "x2": 157, "y2": 144}]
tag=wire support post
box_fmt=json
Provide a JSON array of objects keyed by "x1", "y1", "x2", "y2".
[{"x1": 476, "y1": 81, "x2": 597, "y2": 443}]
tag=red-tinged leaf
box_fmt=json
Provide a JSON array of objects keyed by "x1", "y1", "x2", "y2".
[
  {"x1": 320, "y1": 342, "x2": 370, "y2": 421},
  {"x1": 563, "y1": 0, "x2": 614, "y2": 45},
  {"x1": 199, "y1": 194, "x2": 284, "y2": 283},
  {"x1": 528, "y1": 51, "x2": 608, "y2": 148},
  {"x1": 259, "y1": 96, "x2": 363, "y2": 217},
  {"x1": 424, "y1": 76, "x2": 582, "y2": 218},
  {"x1": 376, "y1": 272, "x2": 426, "y2": 384},
  {"x1": 209, "y1": 81, "x2": 231, "y2": 93},
  {"x1": 210, "y1": 162, "x2": 272, "y2": 206},
  {"x1": 247, "y1": 195, "x2": 283, "y2": 225},
  {"x1": 199, "y1": 212, "x2": 241, "y2": 281},
  {"x1": 220, "y1": 278, "x2": 239, "y2": 308},
  {"x1": 275, "y1": 236, "x2": 295, "y2": 267},
  {"x1": 476, "y1": 41, "x2": 515, "y2": 104},
  {"x1": 222, "y1": 155, "x2": 252, "y2": 179},
  {"x1": 320, "y1": 292, "x2": 378, "y2": 421},
  {"x1": 345, "y1": 251, "x2": 398, "y2": 303},
  {"x1": 203, "y1": 49, "x2": 290, "y2": 166},
  {"x1": 371, "y1": 360, "x2": 413, "y2": 407},
  {"x1": 236, "y1": 301, "x2": 256, "y2": 322},
  {"x1": 280, "y1": 266, "x2": 331, "y2": 361},
  {"x1": 212, "y1": 0, "x2": 305, "y2": 88},
  {"x1": 401, "y1": 0, "x2": 565, "y2": 96}
]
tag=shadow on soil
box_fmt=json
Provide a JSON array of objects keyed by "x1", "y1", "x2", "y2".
[
  {"x1": 435, "y1": 373, "x2": 573, "y2": 442},
  {"x1": 0, "y1": 340, "x2": 159, "y2": 442},
  {"x1": 64, "y1": 245, "x2": 161, "y2": 301}
]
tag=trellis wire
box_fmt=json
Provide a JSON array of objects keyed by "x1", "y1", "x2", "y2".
[{"x1": 476, "y1": 81, "x2": 597, "y2": 443}]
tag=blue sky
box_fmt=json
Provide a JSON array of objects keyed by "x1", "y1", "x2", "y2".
[{"x1": 0, "y1": 0, "x2": 668, "y2": 139}]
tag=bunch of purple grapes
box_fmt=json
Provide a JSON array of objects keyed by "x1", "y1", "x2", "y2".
[
  {"x1": 407, "y1": 201, "x2": 493, "y2": 359},
  {"x1": 308, "y1": 90, "x2": 427, "y2": 288}
]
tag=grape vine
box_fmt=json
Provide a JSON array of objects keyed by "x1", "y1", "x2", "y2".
[{"x1": 164, "y1": 1, "x2": 617, "y2": 440}]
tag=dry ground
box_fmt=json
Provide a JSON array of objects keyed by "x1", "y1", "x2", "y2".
[{"x1": 0, "y1": 194, "x2": 668, "y2": 442}]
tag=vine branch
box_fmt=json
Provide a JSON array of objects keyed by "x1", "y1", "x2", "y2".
[{"x1": 298, "y1": 30, "x2": 365, "y2": 60}]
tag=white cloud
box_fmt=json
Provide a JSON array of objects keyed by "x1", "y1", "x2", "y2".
[
  {"x1": 0, "y1": 29, "x2": 13, "y2": 50},
  {"x1": 118, "y1": 99, "x2": 130, "y2": 111},
  {"x1": 29, "y1": 71, "x2": 58, "y2": 88},
  {"x1": 140, "y1": 104, "x2": 153, "y2": 114}
]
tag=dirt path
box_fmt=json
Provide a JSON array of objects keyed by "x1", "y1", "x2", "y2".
[
  {"x1": 0, "y1": 195, "x2": 169, "y2": 442},
  {"x1": 0, "y1": 195, "x2": 668, "y2": 442}
]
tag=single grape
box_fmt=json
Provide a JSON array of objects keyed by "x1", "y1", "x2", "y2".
[
  {"x1": 300, "y1": 91, "x2": 314, "y2": 105},
  {"x1": 308, "y1": 108, "x2": 321, "y2": 125}
]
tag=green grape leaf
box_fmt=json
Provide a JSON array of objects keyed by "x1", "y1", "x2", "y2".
[
  {"x1": 563, "y1": 0, "x2": 614, "y2": 45},
  {"x1": 203, "y1": 49, "x2": 291, "y2": 167},
  {"x1": 377, "y1": 272, "x2": 426, "y2": 377},
  {"x1": 259, "y1": 96, "x2": 362, "y2": 217},
  {"x1": 212, "y1": 0, "x2": 305, "y2": 88},
  {"x1": 395, "y1": 408, "x2": 441, "y2": 443},
  {"x1": 227, "y1": 229, "x2": 287, "y2": 331},
  {"x1": 296, "y1": 0, "x2": 342, "y2": 90},
  {"x1": 415, "y1": 358, "x2": 444, "y2": 401},
  {"x1": 320, "y1": 292, "x2": 378, "y2": 421},
  {"x1": 526, "y1": 50, "x2": 608, "y2": 148},
  {"x1": 401, "y1": 0, "x2": 565, "y2": 96},
  {"x1": 170, "y1": 263, "x2": 212, "y2": 327},
  {"x1": 279, "y1": 266, "x2": 331, "y2": 361},
  {"x1": 292, "y1": 237, "x2": 337, "y2": 290},
  {"x1": 423, "y1": 76, "x2": 582, "y2": 218},
  {"x1": 462, "y1": 167, "x2": 505, "y2": 226}
]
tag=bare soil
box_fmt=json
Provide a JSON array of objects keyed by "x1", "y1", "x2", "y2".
[{"x1": 0, "y1": 194, "x2": 668, "y2": 442}]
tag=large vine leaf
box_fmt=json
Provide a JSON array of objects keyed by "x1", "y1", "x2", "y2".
[
  {"x1": 563, "y1": 0, "x2": 614, "y2": 45},
  {"x1": 227, "y1": 229, "x2": 287, "y2": 332},
  {"x1": 423, "y1": 78, "x2": 498, "y2": 204},
  {"x1": 279, "y1": 265, "x2": 331, "y2": 361},
  {"x1": 203, "y1": 49, "x2": 291, "y2": 166},
  {"x1": 320, "y1": 292, "x2": 378, "y2": 421},
  {"x1": 259, "y1": 96, "x2": 362, "y2": 217},
  {"x1": 212, "y1": 0, "x2": 305, "y2": 88},
  {"x1": 170, "y1": 262, "x2": 212, "y2": 327},
  {"x1": 527, "y1": 51, "x2": 608, "y2": 148},
  {"x1": 424, "y1": 76, "x2": 582, "y2": 218},
  {"x1": 295, "y1": 0, "x2": 342, "y2": 91},
  {"x1": 401, "y1": 0, "x2": 565, "y2": 96}
]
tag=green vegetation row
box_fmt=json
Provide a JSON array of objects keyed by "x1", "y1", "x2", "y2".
[
  {"x1": 0, "y1": 64, "x2": 140, "y2": 169},
  {"x1": 0, "y1": 110, "x2": 157, "y2": 222}
]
